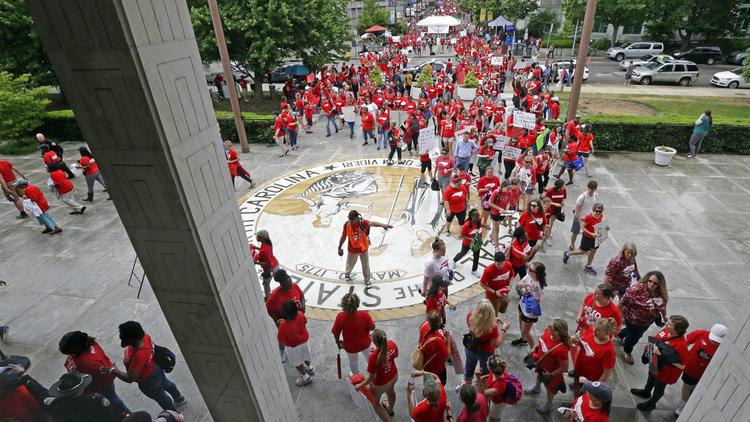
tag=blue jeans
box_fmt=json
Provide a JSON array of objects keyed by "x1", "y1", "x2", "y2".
[
  {"x1": 138, "y1": 365, "x2": 182, "y2": 411},
  {"x1": 326, "y1": 115, "x2": 338, "y2": 136},
  {"x1": 363, "y1": 129, "x2": 374, "y2": 143},
  {"x1": 36, "y1": 212, "x2": 57, "y2": 228},
  {"x1": 377, "y1": 129, "x2": 389, "y2": 149},
  {"x1": 288, "y1": 129, "x2": 298, "y2": 147},
  {"x1": 455, "y1": 156, "x2": 470, "y2": 171},
  {"x1": 347, "y1": 122, "x2": 355, "y2": 138},
  {"x1": 618, "y1": 321, "x2": 650, "y2": 355},
  {"x1": 101, "y1": 382, "x2": 130, "y2": 415},
  {"x1": 464, "y1": 348, "x2": 492, "y2": 382}
]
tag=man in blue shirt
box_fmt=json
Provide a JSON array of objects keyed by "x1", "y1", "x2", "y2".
[
  {"x1": 688, "y1": 110, "x2": 711, "y2": 158},
  {"x1": 454, "y1": 136, "x2": 478, "y2": 172}
]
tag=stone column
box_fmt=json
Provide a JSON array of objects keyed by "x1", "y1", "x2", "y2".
[
  {"x1": 679, "y1": 297, "x2": 750, "y2": 421},
  {"x1": 25, "y1": 1, "x2": 295, "y2": 421}
]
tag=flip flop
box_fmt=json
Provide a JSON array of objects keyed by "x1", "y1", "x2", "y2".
[{"x1": 381, "y1": 400, "x2": 394, "y2": 417}]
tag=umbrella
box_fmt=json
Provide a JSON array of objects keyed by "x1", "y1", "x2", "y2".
[
  {"x1": 360, "y1": 33, "x2": 374, "y2": 39},
  {"x1": 487, "y1": 15, "x2": 513, "y2": 27},
  {"x1": 365, "y1": 25, "x2": 387, "y2": 33},
  {"x1": 284, "y1": 64, "x2": 309, "y2": 76},
  {"x1": 416, "y1": 15, "x2": 461, "y2": 27}
]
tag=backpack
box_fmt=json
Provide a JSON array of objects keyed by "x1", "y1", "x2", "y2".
[
  {"x1": 519, "y1": 86, "x2": 527, "y2": 98},
  {"x1": 153, "y1": 344, "x2": 177, "y2": 373},
  {"x1": 410, "y1": 116, "x2": 420, "y2": 133},
  {"x1": 502, "y1": 373, "x2": 523, "y2": 404},
  {"x1": 411, "y1": 336, "x2": 439, "y2": 370}
]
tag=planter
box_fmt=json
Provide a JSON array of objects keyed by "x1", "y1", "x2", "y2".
[
  {"x1": 457, "y1": 85, "x2": 476, "y2": 101},
  {"x1": 654, "y1": 146, "x2": 677, "y2": 166},
  {"x1": 411, "y1": 86, "x2": 423, "y2": 99}
]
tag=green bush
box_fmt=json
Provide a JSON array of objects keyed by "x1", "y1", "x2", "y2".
[
  {"x1": 40, "y1": 110, "x2": 275, "y2": 144},
  {"x1": 416, "y1": 65, "x2": 433, "y2": 87},
  {"x1": 462, "y1": 70, "x2": 480, "y2": 88},
  {"x1": 0, "y1": 138, "x2": 38, "y2": 155},
  {"x1": 549, "y1": 37, "x2": 574, "y2": 48},
  {"x1": 0, "y1": 72, "x2": 50, "y2": 139},
  {"x1": 369, "y1": 66, "x2": 383, "y2": 87},
  {"x1": 591, "y1": 38, "x2": 612, "y2": 51}
]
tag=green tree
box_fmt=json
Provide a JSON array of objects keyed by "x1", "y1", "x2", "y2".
[
  {"x1": 0, "y1": 72, "x2": 49, "y2": 139},
  {"x1": 596, "y1": 0, "x2": 646, "y2": 47},
  {"x1": 743, "y1": 48, "x2": 750, "y2": 82},
  {"x1": 643, "y1": 0, "x2": 742, "y2": 48},
  {"x1": 496, "y1": 0, "x2": 538, "y2": 23},
  {"x1": 643, "y1": 0, "x2": 686, "y2": 42},
  {"x1": 0, "y1": 0, "x2": 55, "y2": 86},
  {"x1": 358, "y1": 0, "x2": 390, "y2": 33},
  {"x1": 526, "y1": 10, "x2": 559, "y2": 38}
]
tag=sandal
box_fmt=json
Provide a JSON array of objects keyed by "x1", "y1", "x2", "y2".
[{"x1": 381, "y1": 400, "x2": 394, "y2": 417}]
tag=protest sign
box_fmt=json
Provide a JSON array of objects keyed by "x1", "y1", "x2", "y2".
[
  {"x1": 341, "y1": 106, "x2": 356, "y2": 123},
  {"x1": 502, "y1": 145, "x2": 522, "y2": 160},
  {"x1": 490, "y1": 56, "x2": 504, "y2": 66},
  {"x1": 493, "y1": 135, "x2": 510, "y2": 150},
  {"x1": 513, "y1": 110, "x2": 536, "y2": 130},
  {"x1": 418, "y1": 127, "x2": 438, "y2": 154}
]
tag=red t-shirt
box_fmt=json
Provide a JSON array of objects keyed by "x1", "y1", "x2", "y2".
[
  {"x1": 226, "y1": 148, "x2": 239, "y2": 176},
  {"x1": 683, "y1": 330, "x2": 719, "y2": 380},
  {"x1": 24, "y1": 184, "x2": 49, "y2": 213},
  {"x1": 123, "y1": 333, "x2": 156, "y2": 383},
  {"x1": 332, "y1": 310, "x2": 375, "y2": 353},
  {"x1": 531, "y1": 328, "x2": 570, "y2": 376},
  {"x1": 435, "y1": 156, "x2": 455, "y2": 177},
  {"x1": 480, "y1": 261, "x2": 514, "y2": 300},
  {"x1": 43, "y1": 150, "x2": 60, "y2": 164},
  {"x1": 64, "y1": 342, "x2": 115, "y2": 393},
  {"x1": 0, "y1": 385, "x2": 42, "y2": 422},
  {"x1": 412, "y1": 383, "x2": 447, "y2": 422},
  {"x1": 582, "y1": 213, "x2": 603, "y2": 239},
  {"x1": 265, "y1": 283, "x2": 305, "y2": 321},
  {"x1": 573, "y1": 394, "x2": 610, "y2": 422},
  {"x1": 442, "y1": 185, "x2": 469, "y2": 214},
  {"x1": 544, "y1": 187, "x2": 567, "y2": 211},
  {"x1": 518, "y1": 210, "x2": 547, "y2": 241},
  {"x1": 486, "y1": 371, "x2": 508, "y2": 404},
  {"x1": 578, "y1": 133, "x2": 594, "y2": 153},
  {"x1": 466, "y1": 311, "x2": 500, "y2": 353},
  {"x1": 367, "y1": 340, "x2": 399, "y2": 386},
  {"x1": 460, "y1": 220, "x2": 481, "y2": 248},
  {"x1": 278, "y1": 311, "x2": 309, "y2": 347},
  {"x1": 476, "y1": 175, "x2": 500, "y2": 196},
  {"x1": 361, "y1": 112, "x2": 374, "y2": 131},
  {"x1": 78, "y1": 156, "x2": 100, "y2": 175},
  {"x1": 509, "y1": 239, "x2": 531, "y2": 268},
  {"x1": 573, "y1": 328, "x2": 616, "y2": 381},
  {"x1": 418, "y1": 322, "x2": 449, "y2": 375},
  {"x1": 439, "y1": 120, "x2": 456, "y2": 138},
  {"x1": 0, "y1": 160, "x2": 16, "y2": 183},
  {"x1": 456, "y1": 392, "x2": 490, "y2": 422},
  {"x1": 425, "y1": 289, "x2": 447, "y2": 316},
  {"x1": 563, "y1": 140, "x2": 579, "y2": 162},
  {"x1": 579, "y1": 293, "x2": 622, "y2": 331},
  {"x1": 252, "y1": 243, "x2": 278, "y2": 271},
  {"x1": 377, "y1": 112, "x2": 390, "y2": 129},
  {"x1": 653, "y1": 328, "x2": 689, "y2": 385},
  {"x1": 50, "y1": 169, "x2": 73, "y2": 195}
]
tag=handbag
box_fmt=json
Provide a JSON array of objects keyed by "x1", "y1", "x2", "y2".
[
  {"x1": 572, "y1": 156, "x2": 584, "y2": 171},
  {"x1": 430, "y1": 179, "x2": 439, "y2": 191},
  {"x1": 462, "y1": 332, "x2": 481, "y2": 352},
  {"x1": 469, "y1": 232, "x2": 483, "y2": 253},
  {"x1": 649, "y1": 295, "x2": 665, "y2": 327},
  {"x1": 524, "y1": 342, "x2": 563, "y2": 370}
]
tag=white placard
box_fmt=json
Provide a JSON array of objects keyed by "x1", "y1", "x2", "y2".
[
  {"x1": 342, "y1": 106, "x2": 356, "y2": 123},
  {"x1": 451, "y1": 38, "x2": 457, "y2": 45},
  {"x1": 502, "y1": 145, "x2": 522, "y2": 160},
  {"x1": 513, "y1": 61, "x2": 527, "y2": 70},
  {"x1": 513, "y1": 110, "x2": 536, "y2": 130},
  {"x1": 595, "y1": 223, "x2": 609, "y2": 247},
  {"x1": 494, "y1": 135, "x2": 510, "y2": 150},
  {"x1": 367, "y1": 103, "x2": 378, "y2": 115},
  {"x1": 418, "y1": 127, "x2": 438, "y2": 154},
  {"x1": 491, "y1": 56, "x2": 504, "y2": 66}
]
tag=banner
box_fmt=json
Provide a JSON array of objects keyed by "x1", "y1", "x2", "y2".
[
  {"x1": 513, "y1": 110, "x2": 536, "y2": 130},
  {"x1": 418, "y1": 127, "x2": 438, "y2": 154},
  {"x1": 490, "y1": 56, "x2": 504, "y2": 66},
  {"x1": 502, "y1": 145, "x2": 522, "y2": 160},
  {"x1": 494, "y1": 135, "x2": 510, "y2": 150},
  {"x1": 341, "y1": 106, "x2": 356, "y2": 123}
]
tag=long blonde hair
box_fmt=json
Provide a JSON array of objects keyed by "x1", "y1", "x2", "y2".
[
  {"x1": 371, "y1": 329, "x2": 388, "y2": 364},
  {"x1": 594, "y1": 317, "x2": 617, "y2": 341},
  {"x1": 469, "y1": 299, "x2": 497, "y2": 337}
]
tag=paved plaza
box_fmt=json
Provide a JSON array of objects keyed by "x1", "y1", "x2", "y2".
[{"x1": 2, "y1": 127, "x2": 749, "y2": 421}]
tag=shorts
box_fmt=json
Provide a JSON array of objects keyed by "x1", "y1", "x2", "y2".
[
  {"x1": 437, "y1": 174, "x2": 452, "y2": 190},
  {"x1": 552, "y1": 207, "x2": 564, "y2": 221},
  {"x1": 518, "y1": 304, "x2": 539, "y2": 323},
  {"x1": 446, "y1": 209, "x2": 467, "y2": 225},
  {"x1": 571, "y1": 218, "x2": 581, "y2": 234},
  {"x1": 286, "y1": 341, "x2": 312, "y2": 367},
  {"x1": 490, "y1": 214, "x2": 503, "y2": 222},
  {"x1": 489, "y1": 401, "x2": 505, "y2": 418},
  {"x1": 580, "y1": 235, "x2": 597, "y2": 251},
  {"x1": 442, "y1": 136, "x2": 455, "y2": 144},
  {"x1": 682, "y1": 373, "x2": 699, "y2": 386},
  {"x1": 579, "y1": 151, "x2": 591, "y2": 158},
  {"x1": 421, "y1": 160, "x2": 432, "y2": 172}
]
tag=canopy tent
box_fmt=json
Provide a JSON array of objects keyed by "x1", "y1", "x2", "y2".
[
  {"x1": 487, "y1": 16, "x2": 513, "y2": 27},
  {"x1": 365, "y1": 25, "x2": 387, "y2": 33},
  {"x1": 416, "y1": 15, "x2": 461, "y2": 27},
  {"x1": 360, "y1": 33, "x2": 375, "y2": 39}
]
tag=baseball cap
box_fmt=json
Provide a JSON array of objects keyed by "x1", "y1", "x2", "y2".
[
  {"x1": 709, "y1": 324, "x2": 728, "y2": 344},
  {"x1": 582, "y1": 380, "x2": 612, "y2": 403}
]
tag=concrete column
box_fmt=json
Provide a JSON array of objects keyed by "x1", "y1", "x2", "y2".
[
  {"x1": 679, "y1": 296, "x2": 750, "y2": 421},
  {"x1": 25, "y1": 1, "x2": 295, "y2": 421}
]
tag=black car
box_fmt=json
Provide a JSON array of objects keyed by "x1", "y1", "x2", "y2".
[
  {"x1": 402, "y1": 60, "x2": 445, "y2": 74},
  {"x1": 726, "y1": 51, "x2": 748, "y2": 65},
  {"x1": 673, "y1": 46, "x2": 723, "y2": 65}
]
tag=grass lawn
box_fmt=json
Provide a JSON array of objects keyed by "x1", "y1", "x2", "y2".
[{"x1": 555, "y1": 92, "x2": 750, "y2": 126}]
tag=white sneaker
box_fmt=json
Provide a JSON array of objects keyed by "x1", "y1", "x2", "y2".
[
  {"x1": 471, "y1": 270, "x2": 481, "y2": 277},
  {"x1": 306, "y1": 366, "x2": 316, "y2": 377},
  {"x1": 295, "y1": 375, "x2": 313, "y2": 386}
]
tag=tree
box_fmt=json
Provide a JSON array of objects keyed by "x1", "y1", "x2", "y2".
[
  {"x1": 189, "y1": 0, "x2": 351, "y2": 96},
  {"x1": 496, "y1": 0, "x2": 538, "y2": 24},
  {"x1": 743, "y1": 48, "x2": 750, "y2": 83},
  {"x1": 0, "y1": 0, "x2": 55, "y2": 86},
  {"x1": 643, "y1": 0, "x2": 686, "y2": 42},
  {"x1": 596, "y1": 0, "x2": 646, "y2": 47},
  {"x1": 526, "y1": 10, "x2": 559, "y2": 38},
  {"x1": 0, "y1": 72, "x2": 49, "y2": 139},
  {"x1": 358, "y1": 0, "x2": 389, "y2": 33},
  {"x1": 560, "y1": 0, "x2": 585, "y2": 34},
  {"x1": 643, "y1": 0, "x2": 742, "y2": 49}
]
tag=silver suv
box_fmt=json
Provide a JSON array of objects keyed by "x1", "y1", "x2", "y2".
[
  {"x1": 607, "y1": 42, "x2": 664, "y2": 62},
  {"x1": 630, "y1": 61, "x2": 700, "y2": 86}
]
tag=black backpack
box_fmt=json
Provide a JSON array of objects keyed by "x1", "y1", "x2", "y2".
[{"x1": 153, "y1": 344, "x2": 177, "y2": 373}]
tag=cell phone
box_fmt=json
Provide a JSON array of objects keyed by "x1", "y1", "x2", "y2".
[
  {"x1": 647, "y1": 336, "x2": 658, "y2": 344},
  {"x1": 557, "y1": 406, "x2": 575, "y2": 414}
]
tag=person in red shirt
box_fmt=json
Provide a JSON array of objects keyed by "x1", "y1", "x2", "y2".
[
  {"x1": 554, "y1": 132, "x2": 580, "y2": 185},
  {"x1": 408, "y1": 370, "x2": 448, "y2": 422},
  {"x1": 107, "y1": 321, "x2": 184, "y2": 411},
  {"x1": 250, "y1": 229, "x2": 279, "y2": 299},
  {"x1": 508, "y1": 227, "x2": 539, "y2": 280},
  {"x1": 337, "y1": 210, "x2": 393, "y2": 288},
  {"x1": 543, "y1": 179, "x2": 567, "y2": 242},
  {"x1": 451, "y1": 209, "x2": 484, "y2": 275},
  {"x1": 525, "y1": 319, "x2": 571, "y2": 415},
  {"x1": 266, "y1": 269, "x2": 306, "y2": 322},
  {"x1": 361, "y1": 107, "x2": 376, "y2": 146},
  {"x1": 355, "y1": 329, "x2": 399, "y2": 420},
  {"x1": 457, "y1": 384, "x2": 490, "y2": 422},
  {"x1": 425, "y1": 276, "x2": 452, "y2": 323},
  {"x1": 77, "y1": 147, "x2": 108, "y2": 202},
  {"x1": 480, "y1": 251, "x2": 514, "y2": 314},
  {"x1": 59, "y1": 330, "x2": 130, "y2": 415},
  {"x1": 332, "y1": 292, "x2": 375, "y2": 375},
  {"x1": 479, "y1": 354, "x2": 511, "y2": 420},
  {"x1": 0, "y1": 367, "x2": 46, "y2": 422},
  {"x1": 517, "y1": 199, "x2": 548, "y2": 248},
  {"x1": 675, "y1": 323, "x2": 727, "y2": 416},
  {"x1": 575, "y1": 284, "x2": 623, "y2": 334},
  {"x1": 442, "y1": 175, "x2": 469, "y2": 235},
  {"x1": 564, "y1": 203, "x2": 608, "y2": 275},
  {"x1": 578, "y1": 125, "x2": 595, "y2": 177},
  {"x1": 14, "y1": 179, "x2": 62, "y2": 234},
  {"x1": 0, "y1": 159, "x2": 28, "y2": 218},
  {"x1": 376, "y1": 109, "x2": 391, "y2": 150},
  {"x1": 321, "y1": 97, "x2": 339, "y2": 137},
  {"x1": 224, "y1": 140, "x2": 255, "y2": 189},
  {"x1": 631, "y1": 315, "x2": 690, "y2": 411},
  {"x1": 477, "y1": 167, "x2": 500, "y2": 228},
  {"x1": 571, "y1": 318, "x2": 617, "y2": 398},
  {"x1": 565, "y1": 378, "x2": 612, "y2": 422},
  {"x1": 418, "y1": 312, "x2": 451, "y2": 385},
  {"x1": 278, "y1": 301, "x2": 315, "y2": 386},
  {"x1": 48, "y1": 164, "x2": 86, "y2": 215},
  {"x1": 463, "y1": 300, "x2": 510, "y2": 384},
  {"x1": 534, "y1": 147, "x2": 551, "y2": 195}
]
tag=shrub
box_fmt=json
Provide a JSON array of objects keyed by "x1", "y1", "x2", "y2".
[
  {"x1": 462, "y1": 70, "x2": 480, "y2": 88},
  {"x1": 416, "y1": 65, "x2": 433, "y2": 87},
  {"x1": 591, "y1": 38, "x2": 612, "y2": 51},
  {"x1": 0, "y1": 72, "x2": 50, "y2": 139},
  {"x1": 549, "y1": 37, "x2": 574, "y2": 48},
  {"x1": 369, "y1": 65, "x2": 383, "y2": 87},
  {"x1": 0, "y1": 138, "x2": 38, "y2": 155}
]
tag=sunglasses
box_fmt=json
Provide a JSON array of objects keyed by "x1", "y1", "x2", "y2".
[{"x1": 594, "y1": 209, "x2": 603, "y2": 212}]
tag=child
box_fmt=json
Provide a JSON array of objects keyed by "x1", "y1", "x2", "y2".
[
  {"x1": 277, "y1": 300, "x2": 315, "y2": 386},
  {"x1": 488, "y1": 180, "x2": 511, "y2": 251},
  {"x1": 544, "y1": 178, "x2": 567, "y2": 246},
  {"x1": 15, "y1": 179, "x2": 62, "y2": 235},
  {"x1": 387, "y1": 121, "x2": 403, "y2": 165},
  {"x1": 507, "y1": 178, "x2": 523, "y2": 230},
  {"x1": 480, "y1": 355, "x2": 508, "y2": 422},
  {"x1": 425, "y1": 275, "x2": 452, "y2": 323}
]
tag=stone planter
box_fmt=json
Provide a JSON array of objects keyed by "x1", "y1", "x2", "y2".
[
  {"x1": 654, "y1": 146, "x2": 677, "y2": 166},
  {"x1": 457, "y1": 85, "x2": 476, "y2": 101}
]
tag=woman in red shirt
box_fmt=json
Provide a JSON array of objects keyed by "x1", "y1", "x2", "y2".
[
  {"x1": 604, "y1": 242, "x2": 640, "y2": 299},
  {"x1": 425, "y1": 276, "x2": 452, "y2": 323},
  {"x1": 554, "y1": 132, "x2": 579, "y2": 185},
  {"x1": 419, "y1": 311, "x2": 451, "y2": 385},
  {"x1": 59, "y1": 330, "x2": 130, "y2": 415},
  {"x1": 480, "y1": 355, "x2": 509, "y2": 420},
  {"x1": 618, "y1": 271, "x2": 667, "y2": 364},
  {"x1": 250, "y1": 229, "x2": 279, "y2": 299},
  {"x1": 332, "y1": 292, "x2": 375, "y2": 376},
  {"x1": 571, "y1": 318, "x2": 617, "y2": 397},
  {"x1": 575, "y1": 284, "x2": 623, "y2": 334},
  {"x1": 508, "y1": 227, "x2": 538, "y2": 280},
  {"x1": 578, "y1": 126, "x2": 595, "y2": 177},
  {"x1": 452, "y1": 209, "x2": 484, "y2": 275},
  {"x1": 477, "y1": 167, "x2": 500, "y2": 228},
  {"x1": 457, "y1": 384, "x2": 490, "y2": 422},
  {"x1": 77, "y1": 147, "x2": 108, "y2": 202},
  {"x1": 435, "y1": 148, "x2": 455, "y2": 195},
  {"x1": 0, "y1": 367, "x2": 45, "y2": 422},
  {"x1": 543, "y1": 178, "x2": 566, "y2": 243},
  {"x1": 355, "y1": 329, "x2": 399, "y2": 420},
  {"x1": 630, "y1": 315, "x2": 690, "y2": 411},
  {"x1": 106, "y1": 321, "x2": 184, "y2": 411},
  {"x1": 566, "y1": 379, "x2": 612, "y2": 422},
  {"x1": 564, "y1": 203, "x2": 607, "y2": 276},
  {"x1": 386, "y1": 122, "x2": 403, "y2": 164},
  {"x1": 525, "y1": 319, "x2": 571, "y2": 415},
  {"x1": 517, "y1": 199, "x2": 548, "y2": 248},
  {"x1": 278, "y1": 301, "x2": 315, "y2": 387},
  {"x1": 224, "y1": 140, "x2": 255, "y2": 189},
  {"x1": 361, "y1": 107, "x2": 375, "y2": 146},
  {"x1": 462, "y1": 300, "x2": 510, "y2": 385},
  {"x1": 441, "y1": 175, "x2": 469, "y2": 236}
]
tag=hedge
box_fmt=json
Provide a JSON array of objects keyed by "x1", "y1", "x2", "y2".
[{"x1": 41, "y1": 110, "x2": 275, "y2": 144}]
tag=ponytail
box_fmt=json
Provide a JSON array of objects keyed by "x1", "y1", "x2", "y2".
[{"x1": 372, "y1": 329, "x2": 388, "y2": 364}]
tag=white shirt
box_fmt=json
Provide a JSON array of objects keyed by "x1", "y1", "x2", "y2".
[
  {"x1": 575, "y1": 191, "x2": 598, "y2": 218},
  {"x1": 424, "y1": 254, "x2": 451, "y2": 282}
]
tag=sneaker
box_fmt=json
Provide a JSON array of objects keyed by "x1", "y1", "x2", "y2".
[
  {"x1": 41, "y1": 227, "x2": 54, "y2": 234},
  {"x1": 525, "y1": 384, "x2": 541, "y2": 395},
  {"x1": 344, "y1": 273, "x2": 353, "y2": 281},
  {"x1": 687, "y1": 154, "x2": 695, "y2": 158},
  {"x1": 80, "y1": 207, "x2": 87, "y2": 214},
  {"x1": 622, "y1": 352, "x2": 635, "y2": 365},
  {"x1": 565, "y1": 181, "x2": 574, "y2": 186},
  {"x1": 471, "y1": 270, "x2": 481, "y2": 277},
  {"x1": 16, "y1": 213, "x2": 29, "y2": 219},
  {"x1": 295, "y1": 375, "x2": 313, "y2": 386},
  {"x1": 174, "y1": 396, "x2": 187, "y2": 407},
  {"x1": 583, "y1": 266, "x2": 598, "y2": 276},
  {"x1": 637, "y1": 401, "x2": 656, "y2": 411},
  {"x1": 562, "y1": 250, "x2": 569, "y2": 264},
  {"x1": 510, "y1": 339, "x2": 528, "y2": 347},
  {"x1": 0, "y1": 326, "x2": 8, "y2": 342},
  {"x1": 675, "y1": 401, "x2": 685, "y2": 416},
  {"x1": 306, "y1": 366, "x2": 316, "y2": 377},
  {"x1": 50, "y1": 228, "x2": 63, "y2": 235},
  {"x1": 630, "y1": 388, "x2": 651, "y2": 399},
  {"x1": 536, "y1": 403, "x2": 552, "y2": 414}
]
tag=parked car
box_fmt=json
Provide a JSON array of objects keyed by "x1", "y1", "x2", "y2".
[
  {"x1": 725, "y1": 51, "x2": 748, "y2": 65},
  {"x1": 263, "y1": 64, "x2": 310, "y2": 83},
  {"x1": 672, "y1": 46, "x2": 723, "y2": 65},
  {"x1": 618, "y1": 54, "x2": 675, "y2": 70},
  {"x1": 403, "y1": 59, "x2": 445, "y2": 74},
  {"x1": 711, "y1": 68, "x2": 750, "y2": 89},
  {"x1": 607, "y1": 42, "x2": 664, "y2": 61},
  {"x1": 630, "y1": 60, "x2": 700, "y2": 86},
  {"x1": 547, "y1": 59, "x2": 590, "y2": 82}
]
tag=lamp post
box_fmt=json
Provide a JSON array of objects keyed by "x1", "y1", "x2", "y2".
[{"x1": 566, "y1": 0, "x2": 597, "y2": 121}]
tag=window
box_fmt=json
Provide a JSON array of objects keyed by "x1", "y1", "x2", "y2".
[
  {"x1": 673, "y1": 64, "x2": 686, "y2": 72},
  {"x1": 593, "y1": 19, "x2": 609, "y2": 33},
  {"x1": 629, "y1": 43, "x2": 647, "y2": 49},
  {"x1": 686, "y1": 64, "x2": 699, "y2": 71},
  {"x1": 659, "y1": 65, "x2": 674, "y2": 72},
  {"x1": 737, "y1": 5, "x2": 750, "y2": 32},
  {"x1": 622, "y1": 22, "x2": 643, "y2": 34}
]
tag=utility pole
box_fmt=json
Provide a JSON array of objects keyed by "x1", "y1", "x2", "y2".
[
  {"x1": 208, "y1": 0, "x2": 250, "y2": 153},
  {"x1": 567, "y1": 0, "x2": 596, "y2": 121}
]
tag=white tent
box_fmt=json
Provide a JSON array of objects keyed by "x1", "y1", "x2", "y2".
[{"x1": 416, "y1": 15, "x2": 461, "y2": 27}]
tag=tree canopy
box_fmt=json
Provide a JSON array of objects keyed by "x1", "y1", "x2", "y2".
[
  {"x1": 0, "y1": 72, "x2": 49, "y2": 139},
  {"x1": 358, "y1": 0, "x2": 390, "y2": 33},
  {"x1": 0, "y1": 0, "x2": 55, "y2": 86},
  {"x1": 644, "y1": 0, "x2": 742, "y2": 48},
  {"x1": 459, "y1": 0, "x2": 537, "y2": 24}
]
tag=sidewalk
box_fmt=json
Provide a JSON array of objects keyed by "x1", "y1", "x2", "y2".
[{"x1": 578, "y1": 84, "x2": 750, "y2": 98}]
